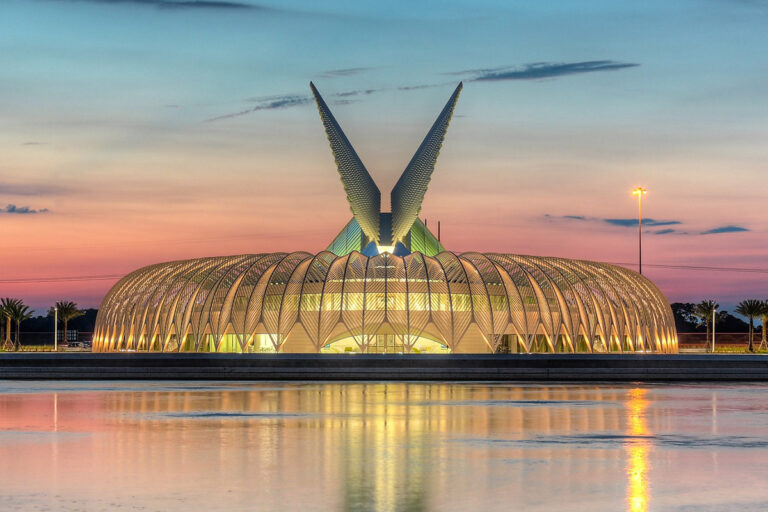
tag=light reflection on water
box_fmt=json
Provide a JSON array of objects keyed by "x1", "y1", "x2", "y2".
[
  {"x1": 0, "y1": 382, "x2": 767, "y2": 512},
  {"x1": 626, "y1": 388, "x2": 649, "y2": 512}
]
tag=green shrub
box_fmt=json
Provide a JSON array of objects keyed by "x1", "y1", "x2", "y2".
[{"x1": 714, "y1": 346, "x2": 768, "y2": 354}]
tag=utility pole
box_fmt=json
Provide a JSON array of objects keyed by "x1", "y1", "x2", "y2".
[
  {"x1": 54, "y1": 306, "x2": 58, "y2": 352},
  {"x1": 632, "y1": 187, "x2": 648, "y2": 274}
]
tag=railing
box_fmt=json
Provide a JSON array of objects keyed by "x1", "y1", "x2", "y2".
[
  {"x1": 678, "y1": 332, "x2": 753, "y2": 345},
  {"x1": 14, "y1": 332, "x2": 93, "y2": 347}
]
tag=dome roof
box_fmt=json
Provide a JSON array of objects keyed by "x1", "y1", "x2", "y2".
[{"x1": 93, "y1": 251, "x2": 677, "y2": 354}]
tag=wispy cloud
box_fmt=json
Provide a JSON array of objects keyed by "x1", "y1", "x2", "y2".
[
  {"x1": 206, "y1": 87, "x2": 387, "y2": 122},
  {"x1": 397, "y1": 82, "x2": 453, "y2": 91},
  {"x1": 333, "y1": 88, "x2": 383, "y2": 97},
  {"x1": 199, "y1": 55, "x2": 642, "y2": 123},
  {"x1": 333, "y1": 89, "x2": 378, "y2": 97},
  {"x1": 544, "y1": 215, "x2": 750, "y2": 237},
  {"x1": 204, "y1": 95, "x2": 312, "y2": 122},
  {"x1": 604, "y1": 218, "x2": 681, "y2": 228},
  {"x1": 701, "y1": 225, "x2": 749, "y2": 234},
  {"x1": 545, "y1": 214, "x2": 682, "y2": 228},
  {"x1": 206, "y1": 60, "x2": 635, "y2": 123},
  {"x1": 22, "y1": 141, "x2": 47, "y2": 146},
  {"x1": 450, "y1": 60, "x2": 639, "y2": 81},
  {"x1": 247, "y1": 95, "x2": 311, "y2": 109},
  {"x1": 316, "y1": 67, "x2": 374, "y2": 79},
  {"x1": 52, "y1": 0, "x2": 262, "y2": 10},
  {"x1": 1, "y1": 204, "x2": 49, "y2": 214},
  {"x1": 1, "y1": 182, "x2": 70, "y2": 196}
]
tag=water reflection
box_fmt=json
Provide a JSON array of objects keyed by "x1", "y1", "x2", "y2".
[
  {"x1": 626, "y1": 388, "x2": 650, "y2": 512},
  {"x1": 0, "y1": 382, "x2": 767, "y2": 512}
]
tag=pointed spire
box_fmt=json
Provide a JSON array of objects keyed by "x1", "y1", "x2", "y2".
[
  {"x1": 390, "y1": 83, "x2": 462, "y2": 244},
  {"x1": 310, "y1": 82, "x2": 381, "y2": 243}
]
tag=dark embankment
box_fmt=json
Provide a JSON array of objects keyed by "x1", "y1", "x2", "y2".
[{"x1": 2, "y1": 353, "x2": 768, "y2": 381}]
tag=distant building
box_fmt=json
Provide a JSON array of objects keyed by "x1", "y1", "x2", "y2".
[{"x1": 93, "y1": 83, "x2": 677, "y2": 354}]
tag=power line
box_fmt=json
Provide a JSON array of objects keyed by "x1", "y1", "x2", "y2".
[
  {"x1": 609, "y1": 262, "x2": 768, "y2": 275},
  {"x1": 0, "y1": 274, "x2": 124, "y2": 284},
  {"x1": 1, "y1": 234, "x2": 264, "y2": 252},
  {"x1": 2, "y1": 261, "x2": 768, "y2": 285}
]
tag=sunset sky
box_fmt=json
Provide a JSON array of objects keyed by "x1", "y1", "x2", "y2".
[{"x1": 2, "y1": 0, "x2": 767, "y2": 313}]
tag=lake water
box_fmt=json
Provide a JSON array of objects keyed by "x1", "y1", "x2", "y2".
[{"x1": 0, "y1": 381, "x2": 767, "y2": 512}]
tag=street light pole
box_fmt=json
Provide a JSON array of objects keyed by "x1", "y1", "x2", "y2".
[
  {"x1": 712, "y1": 306, "x2": 717, "y2": 353},
  {"x1": 54, "y1": 306, "x2": 58, "y2": 352},
  {"x1": 632, "y1": 187, "x2": 648, "y2": 274}
]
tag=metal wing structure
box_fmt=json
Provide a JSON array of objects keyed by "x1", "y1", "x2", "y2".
[
  {"x1": 390, "y1": 82, "x2": 462, "y2": 244},
  {"x1": 310, "y1": 82, "x2": 381, "y2": 243}
]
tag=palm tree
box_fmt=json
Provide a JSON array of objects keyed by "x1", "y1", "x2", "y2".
[
  {"x1": 693, "y1": 300, "x2": 719, "y2": 351},
  {"x1": 48, "y1": 301, "x2": 84, "y2": 347},
  {"x1": 735, "y1": 299, "x2": 764, "y2": 353},
  {"x1": 0, "y1": 298, "x2": 17, "y2": 350},
  {"x1": 6, "y1": 300, "x2": 33, "y2": 351},
  {"x1": 759, "y1": 300, "x2": 768, "y2": 352}
]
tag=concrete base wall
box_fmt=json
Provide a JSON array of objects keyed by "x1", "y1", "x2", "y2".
[{"x1": 1, "y1": 353, "x2": 768, "y2": 381}]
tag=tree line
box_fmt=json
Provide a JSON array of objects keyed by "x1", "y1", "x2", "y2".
[
  {"x1": 672, "y1": 299, "x2": 768, "y2": 352},
  {"x1": 1, "y1": 298, "x2": 88, "y2": 351}
]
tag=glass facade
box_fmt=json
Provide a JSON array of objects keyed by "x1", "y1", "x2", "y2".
[
  {"x1": 328, "y1": 217, "x2": 443, "y2": 257},
  {"x1": 408, "y1": 219, "x2": 444, "y2": 257},
  {"x1": 321, "y1": 334, "x2": 450, "y2": 354},
  {"x1": 327, "y1": 218, "x2": 363, "y2": 257}
]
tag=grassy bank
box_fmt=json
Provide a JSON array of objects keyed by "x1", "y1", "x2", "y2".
[{"x1": 1, "y1": 345, "x2": 66, "y2": 353}]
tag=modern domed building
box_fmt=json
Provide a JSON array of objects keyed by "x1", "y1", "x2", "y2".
[{"x1": 92, "y1": 83, "x2": 678, "y2": 354}]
